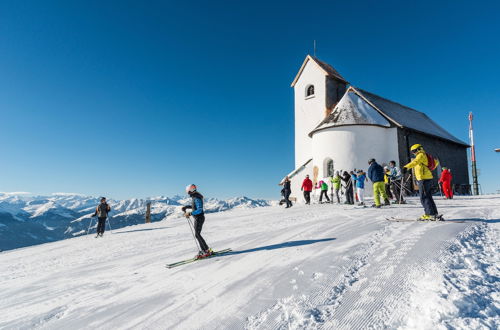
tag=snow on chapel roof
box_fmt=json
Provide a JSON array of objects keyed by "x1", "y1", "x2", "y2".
[{"x1": 310, "y1": 89, "x2": 391, "y2": 135}]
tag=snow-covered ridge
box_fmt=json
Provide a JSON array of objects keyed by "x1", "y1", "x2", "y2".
[{"x1": 0, "y1": 193, "x2": 272, "y2": 251}]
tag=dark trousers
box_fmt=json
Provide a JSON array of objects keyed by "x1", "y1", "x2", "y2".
[
  {"x1": 193, "y1": 214, "x2": 209, "y2": 251},
  {"x1": 284, "y1": 190, "x2": 292, "y2": 207},
  {"x1": 303, "y1": 191, "x2": 311, "y2": 204},
  {"x1": 319, "y1": 190, "x2": 330, "y2": 202},
  {"x1": 97, "y1": 217, "x2": 107, "y2": 234},
  {"x1": 418, "y1": 180, "x2": 438, "y2": 216},
  {"x1": 385, "y1": 183, "x2": 393, "y2": 199},
  {"x1": 345, "y1": 187, "x2": 354, "y2": 204}
]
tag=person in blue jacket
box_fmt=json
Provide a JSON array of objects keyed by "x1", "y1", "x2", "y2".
[
  {"x1": 355, "y1": 170, "x2": 368, "y2": 206},
  {"x1": 367, "y1": 159, "x2": 390, "y2": 208},
  {"x1": 182, "y1": 184, "x2": 212, "y2": 258}
]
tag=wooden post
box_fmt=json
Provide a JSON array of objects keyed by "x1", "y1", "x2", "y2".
[{"x1": 145, "y1": 202, "x2": 151, "y2": 223}]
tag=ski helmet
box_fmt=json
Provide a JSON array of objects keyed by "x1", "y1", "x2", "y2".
[
  {"x1": 410, "y1": 144, "x2": 422, "y2": 153},
  {"x1": 185, "y1": 184, "x2": 197, "y2": 194}
]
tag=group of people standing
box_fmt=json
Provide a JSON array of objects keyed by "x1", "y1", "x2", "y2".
[
  {"x1": 296, "y1": 160, "x2": 405, "y2": 208},
  {"x1": 283, "y1": 143, "x2": 453, "y2": 221}
]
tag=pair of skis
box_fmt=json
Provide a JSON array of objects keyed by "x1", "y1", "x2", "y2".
[
  {"x1": 386, "y1": 216, "x2": 465, "y2": 223},
  {"x1": 166, "y1": 248, "x2": 232, "y2": 269}
]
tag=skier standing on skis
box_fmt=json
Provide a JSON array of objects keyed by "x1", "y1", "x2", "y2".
[
  {"x1": 368, "y1": 159, "x2": 390, "y2": 208},
  {"x1": 439, "y1": 167, "x2": 454, "y2": 199},
  {"x1": 403, "y1": 144, "x2": 440, "y2": 220},
  {"x1": 182, "y1": 184, "x2": 212, "y2": 258},
  {"x1": 92, "y1": 197, "x2": 111, "y2": 237},
  {"x1": 301, "y1": 175, "x2": 313, "y2": 205},
  {"x1": 389, "y1": 160, "x2": 406, "y2": 204}
]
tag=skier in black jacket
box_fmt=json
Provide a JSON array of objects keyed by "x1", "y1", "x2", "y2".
[
  {"x1": 182, "y1": 184, "x2": 212, "y2": 258},
  {"x1": 342, "y1": 171, "x2": 354, "y2": 205},
  {"x1": 92, "y1": 197, "x2": 111, "y2": 237}
]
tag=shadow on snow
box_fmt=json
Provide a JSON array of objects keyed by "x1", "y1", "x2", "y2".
[
  {"x1": 114, "y1": 227, "x2": 170, "y2": 234},
  {"x1": 227, "y1": 238, "x2": 336, "y2": 256}
]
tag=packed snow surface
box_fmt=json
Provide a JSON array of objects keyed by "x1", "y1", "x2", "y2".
[{"x1": 0, "y1": 196, "x2": 499, "y2": 329}]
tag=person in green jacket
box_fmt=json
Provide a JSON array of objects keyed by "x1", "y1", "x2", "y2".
[
  {"x1": 330, "y1": 171, "x2": 342, "y2": 204},
  {"x1": 317, "y1": 179, "x2": 330, "y2": 203}
]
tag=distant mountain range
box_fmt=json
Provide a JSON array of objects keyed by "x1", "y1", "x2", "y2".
[{"x1": 0, "y1": 193, "x2": 273, "y2": 251}]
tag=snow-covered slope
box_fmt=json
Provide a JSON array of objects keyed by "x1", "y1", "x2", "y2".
[
  {"x1": 0, "y1": 195, "x2": 498, "y2": 329},
  {"x1": 0, "y1": 193, "x2": 272, "y2": 251}
]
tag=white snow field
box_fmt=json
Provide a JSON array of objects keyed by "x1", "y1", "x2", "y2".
[{"x1": 0, "y1": 195, "x2": 499, "y2": 329}]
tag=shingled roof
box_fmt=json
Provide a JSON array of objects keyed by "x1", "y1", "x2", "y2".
[
  {"x1": 310, "y1": 86, "x2": 469, "y2": 147},
  {"x1": 291, "y1": 55, "x2": 348, "y2": 87}
]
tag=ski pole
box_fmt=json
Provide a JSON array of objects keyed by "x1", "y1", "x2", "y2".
[
  {"x1": 87, "y1": 216, "x2": 94, "y2": 236},
  {"x1": 394, "y1": 178, "x2": 414, "y2": 195},
  {"x1": 399, "y1": 175, "x2": 405, "y2": 203},
  {"x1": 186, "y1": 216, "x2": 201, "y2": 251}
]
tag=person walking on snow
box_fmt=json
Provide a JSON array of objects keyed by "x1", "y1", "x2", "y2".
[
  {"x1": 355, "y1": 170, "x2": 367, "y2": 206},
  {"x1": 301, "y1": 175, "x2": 313, "y2": 205},
  {"x1": 368, "y1": 159, "x2": 390, "y2": 208},
  {"x1": 182, "y1": 184, "x2": 212, "y2": 258},
  {"x1": 92, "y1": 197, "x2": 111, "y2": 237},
  {"x1": 403, "y1": 144, "x2": 440, "y2": 220},
  {"x1": 439, "y1": 167, "x2": 453, "y2": 199},
  {"x1": 330, "y1": 172, "x2": 342, "y2": 204},
  {"x1": 317, "y1": 179, "x2": 330, "y2": 203},
  {"x1": 389, "y1": 160, "x2": 406, "y2": 204},
  {"x1": 279, "y1": 176, "x2": 293, "y2": 208},
  {"x1": 342, "y1": 171, "x2": 354, "y2": 205}
]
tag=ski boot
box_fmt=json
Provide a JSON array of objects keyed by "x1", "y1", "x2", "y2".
[
  {"x1": 432, "y1": 214, "x2": 444, "y2": 221},
  {"x1": 384, "y1": 199, "x2": 391, "y2": 206},
  {"x1": 418, "y1": 214, "x2": 432, "y2": 221},
  {"x1": 195, "y1": 251, "x2": 206, "y2": 259}
]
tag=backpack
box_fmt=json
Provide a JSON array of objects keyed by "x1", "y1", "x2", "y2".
[{"x1": 426, "y1": 154, "x2": 438, "y2": 171}]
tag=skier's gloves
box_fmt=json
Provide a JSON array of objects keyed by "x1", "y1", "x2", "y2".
[{"x1": 184, "y1": 212, "x2": 191, "y2": 218}]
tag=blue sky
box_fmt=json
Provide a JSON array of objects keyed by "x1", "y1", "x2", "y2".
[{"x1": 0, "y1": 0, "x2": 499, "y2": 199}]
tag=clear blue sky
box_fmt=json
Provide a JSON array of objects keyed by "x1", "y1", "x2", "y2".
[{"x1": 1, "y1": 0, "x2": 499, "y2": 199}]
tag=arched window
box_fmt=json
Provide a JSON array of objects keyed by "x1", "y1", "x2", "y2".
[
  {"x1": 306, "y1": 85, "x2": 315, "y2": 98},
  {"x1": 324, "y1": 158, "x2": 334, "y2": 177}
]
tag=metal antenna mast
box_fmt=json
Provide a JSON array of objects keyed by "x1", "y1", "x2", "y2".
[{"x1": 469, "y1": 112, "x2": 479, "y2": 195}]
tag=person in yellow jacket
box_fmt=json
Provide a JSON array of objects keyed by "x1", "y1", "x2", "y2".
[{"x1": 403, "y1": 144, "x2": 441, "y2": 220}]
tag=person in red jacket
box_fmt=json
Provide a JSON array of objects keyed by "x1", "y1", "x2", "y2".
[
  {"x1": 439, "y1": 167, "x2": 453, "y2": 199},
  {"x1": 301, "y1": 175, "x2": 313, "y2": 205}
]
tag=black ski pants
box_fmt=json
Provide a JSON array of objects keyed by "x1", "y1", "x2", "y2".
[
  {"x1": 345, "y1": 186, "x2": 354, "y2": 204},
  {"x1": 283, "y1": 189, "x2": 292, "y2": 207},
  {"x1": 303, "y1": 191, "x2": 311, "y2": 204},
  {"x1": 418, "y1": 179, "x2": 438, "y2": 216},
  {"x1": 97, "y1": 217, "x2": 107, "y2": 234},
  {"x1": 319, "y1": 190, "x2": 330, "y2": 202},
  {"x1": 193, "y1": 214, "x2": 209, "y2": 251}
]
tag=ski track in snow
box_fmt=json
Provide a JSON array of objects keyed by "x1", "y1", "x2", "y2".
[{"x1": 0, "y1": 195, "x2": 499, "y2": 329}]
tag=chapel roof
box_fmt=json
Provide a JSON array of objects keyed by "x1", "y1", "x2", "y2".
[
  {"x1": 310, "y1": 86, "x2": 469, "y2": 147},
  {"x1": 291, "y1": 55, "x2": 348, "y2": 87}
]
